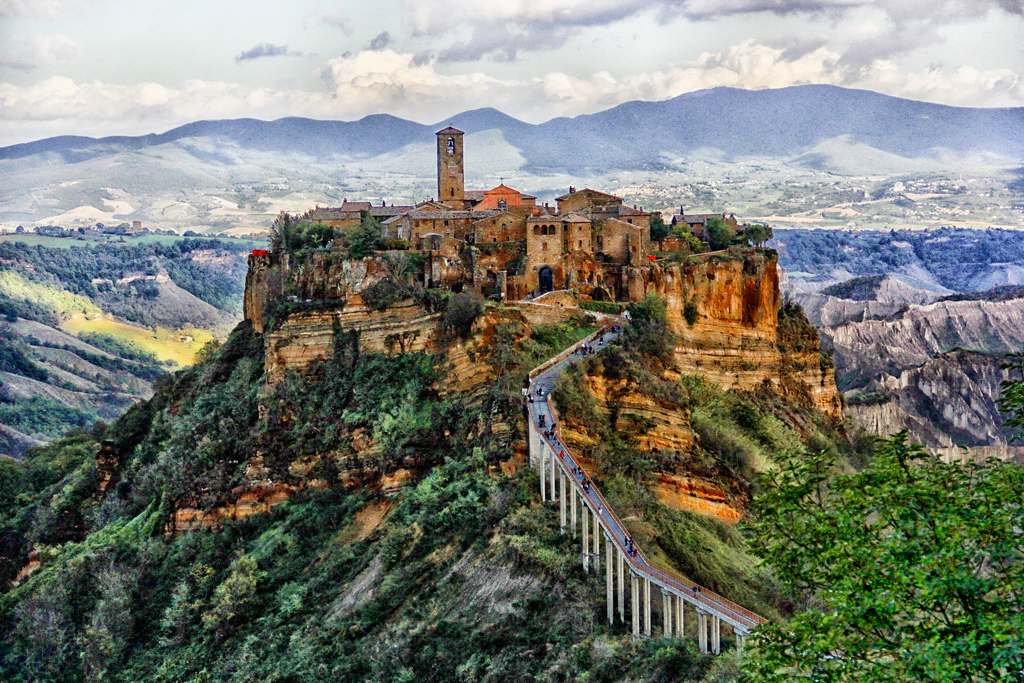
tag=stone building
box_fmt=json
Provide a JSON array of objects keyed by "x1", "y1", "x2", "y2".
[{"x1": 301, "y1": 125, "x2": 671, "y2": 301}]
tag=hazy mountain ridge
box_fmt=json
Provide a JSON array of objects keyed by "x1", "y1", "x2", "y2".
[
  {"x1": 3, "y1": 85, "x2": 1022, "y2": 232},
  {"x1": 6, "y1": 85, "x2": 1022, "y2": 168}
]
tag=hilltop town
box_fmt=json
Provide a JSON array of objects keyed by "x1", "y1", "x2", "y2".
[{"x1": 277, "y1": 126, "x2": 759, "y2": 304}]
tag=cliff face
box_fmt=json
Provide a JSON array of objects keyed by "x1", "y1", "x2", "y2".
[
  {"x1": 629, "y1": 251, "x2": 842, "y2": 418},
  {"x1": 847, "y1": 350, "x2": 1020, "y2": 452},
  {"x1": 829, "y1": 298, "x2": 1024, "y2": 388},
  {"x1": 796, "y1": 278, "x2": 1024, "y2": 455}
]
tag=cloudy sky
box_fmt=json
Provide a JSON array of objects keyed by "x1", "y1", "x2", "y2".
[{"x1": 1, "y1": 0, "x2": 1022, "y2": 145}]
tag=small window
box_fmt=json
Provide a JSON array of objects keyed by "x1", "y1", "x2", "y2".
[
  {"x1": 578, "y1": 240, "x2": 582, "y2": 248},
  {"x1": 542, "y1": 243, "x2": 547, "y2": 251},
  {"x1": 497, "y1": 199, "x2": 507, "y2": 210},
  {"x1": 450, "y1": 188, "x2": 454, "y2": 197},
  {"x1": 447, "y1": 137, "x2": 455, "y2": 155}
]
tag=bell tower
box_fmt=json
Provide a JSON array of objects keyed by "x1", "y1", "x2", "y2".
[{"x1": 436, "y1": 126, "x2": 465, "y2": 208}]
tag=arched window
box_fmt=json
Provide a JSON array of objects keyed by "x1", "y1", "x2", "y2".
[
  {"x1": 447, "y1": 137, "x2": 455, "y2": 155},
  {"x1": 450, "y1": 188, "x2": 454, "y2": 197},
  {"x1": 497, "y1": 199, "x2": 507, "y2": 210}
]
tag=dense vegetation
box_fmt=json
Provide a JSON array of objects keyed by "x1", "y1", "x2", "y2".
[
  {"x1": 1, "y1": 281, "x2": 1020, "y2": 681},
  {"x1": 746, "y1": 434, "x2": 1024, "y2": 680},
  {"x1": 553, "y1": 295, "x2": 858, "y2": 619},
  {"x1": 0, "y1": 238, "x2": 250, "y2": 326},
  {"x1": 2, "y1": 312, "x2": 738, "y2": 682}
]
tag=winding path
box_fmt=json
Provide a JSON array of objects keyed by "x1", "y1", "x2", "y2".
[{"x1": 526, "y1": 322, "x2": 765, "y2": 653}]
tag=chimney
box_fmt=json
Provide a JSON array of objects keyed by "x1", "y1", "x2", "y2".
[
  {"x1": 569, "y1": 186, "x2": 576, "y2": 194},
  {"x1": 680, "y1": 205, "x2": 685, "y2": 215}
]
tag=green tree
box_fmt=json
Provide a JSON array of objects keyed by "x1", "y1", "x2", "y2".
[
  {"x1": 705, "y1": 217, "x2": 736, "y2": 250},
  {"x1": 444, "y1": 291, "x2": 484, "y2": 338},
  {"x1": 743, "y1": 223, "x2": 773, "y2": 247},
  {"x1": 202, "y1": 554, "x2": 264, "y2": 640},
  {"x1": 745, "y1": 433, "x2": 1024, "y2": 681},
  {"x1": 625, "y1": 294, "x2": 676, "y2": 360},
  {"x1": 650, "y1": 215, "x2": 670, "y2": 243},
  {"x1": 347, "y1": 212, "x2": 383, "y2": 259}
]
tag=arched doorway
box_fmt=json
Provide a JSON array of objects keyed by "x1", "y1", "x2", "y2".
[
  {"x1": 590, "y1": 286, "x2": 611, "y2": 302},
  {"x1": 538, "y1": 266, "x2": 554, "y2": 293}
]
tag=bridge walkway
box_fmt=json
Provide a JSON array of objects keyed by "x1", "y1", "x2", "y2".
[{"x1": 525, "y1": 321, "x2": 765, "y2": 653}]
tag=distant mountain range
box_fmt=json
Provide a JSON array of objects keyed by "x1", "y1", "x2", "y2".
[
  {"x1": 4, "y1": 85, "x2": 1023, "y2": 172},
  {"x1": 2, "y1": 84, "x2": 1022, "y2": 232}
]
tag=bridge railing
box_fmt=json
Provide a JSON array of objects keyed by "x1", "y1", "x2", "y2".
[{"x1": 527, "y1": 331, "x2": 766, "y2": 633}]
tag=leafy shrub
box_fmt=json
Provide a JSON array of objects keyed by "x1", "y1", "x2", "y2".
[
  {"x1": 580, "y1": 300, "x2": 625, "y2": 314},
  {"x1": 705, "y1": 217, "x2": 737, "y2": 250},
  {"x1": 345, "y1": 214, "x2": 383, "y2": 259},
  {"x1": 624, "y1": 294, "x2": 676, "y2": 360},
  {"x1": 361, "y1": 278, "x2": 408, "y2": 311},
  {"x1": 683, "y1": 300, "x2": 698, "y2": 326},
  {"x1": 443, "y1": 292, "x2": 484, "y2": 338}
]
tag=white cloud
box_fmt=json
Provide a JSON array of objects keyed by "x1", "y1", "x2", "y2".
[
  {"x1": 0, "y1": 33, "x2": 78, "y2": 71},
  {"x1": 0, "y1": 41, "x2": 1020, "y2": 145},
  {"x1": 0, "y1": 0, "x2": 62, "y2": 17}
]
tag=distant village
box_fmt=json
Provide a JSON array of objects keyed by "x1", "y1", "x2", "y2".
[{"x1": 283, "y1": 126, "x2": 761, "y2": 302}]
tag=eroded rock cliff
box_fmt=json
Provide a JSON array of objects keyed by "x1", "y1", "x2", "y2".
[{"x1": 628, "y1": 251, "x2": 842, "y2": 418}]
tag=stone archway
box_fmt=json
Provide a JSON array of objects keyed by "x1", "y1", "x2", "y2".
[
  {"x1": 590, "y1": 286, "x2": 611, "y2": 302},
  {"x1": 538, "y1": 266, "x2": 554, "y2": 293}
]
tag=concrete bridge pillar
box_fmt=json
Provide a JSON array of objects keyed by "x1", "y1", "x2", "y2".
[
  {"x1": 570, "y1": 484, "x2": 577, "y2": 537},
  {"x1": 592, "y1": 507, "x2": 600, "y2": 571},
  {"x1": 662, "y1": 589, "x2": 672, "y2": 637},
  {"x1": 539, "y1": 444, "x2": 547, "y2": 502},
  {"x1": 711, "y1": 615, "x2": 721, "y2": 655},
  {"x1": 698, "y1": 611, "x2": 708, "y2": 653},
  {"x1": 582, "y1": 500, "x2": 590, "y2": 572},
  {"x1": 559, "y1": 469, "x2": 566, "y2": 533},
  {"x1": 735, "y1": 633, "x2": 745, "y2": 654},
  {"x1": 675, "y1": 594, "x2": 684, "y2": 637},
  {"x1": 617, "y1": 548, "x2": 625, "y2": 622},
  {"x1": 528, "y1": 422, "x2": 538, "y2": 468},
  {"x1": 605, "y1": 535, "x2": 614, "y2": 624},
  {"x1": 643, "y1": 577, "x2": 652, "y2": 637},
  {"x1": 630, "y1": 573, "x2": 640, "y2": 637},
  {"x1": 549, "y1": 446, "x2": 556, "y2": 501}
]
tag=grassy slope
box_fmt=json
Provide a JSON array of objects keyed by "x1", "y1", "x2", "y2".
[{"x1": 0, "y1": 270, "x2": 212, "y2": 367}]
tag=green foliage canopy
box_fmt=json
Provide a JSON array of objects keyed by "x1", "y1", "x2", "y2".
[{"x1": 745, "y1": 433, "x2": 1024, "y2": 681}]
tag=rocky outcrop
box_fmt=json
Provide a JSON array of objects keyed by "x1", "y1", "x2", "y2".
[
  {"x1": 846, "y1": 350, "x2": 1017, "y2": 448},
  {"x1": 828, "y1": 298, "x2": 1024, "y2": 388},
  {"x1": 794, "y1": 273, "x2": 1024, "y2": 455},
  {"x1": 628, "y1": 251, "x2": 842, "y2": 418}
]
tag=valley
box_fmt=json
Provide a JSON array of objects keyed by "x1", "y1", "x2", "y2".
[
  {"x1": 775, "y1": 228, "x2": 1024, "y2": 459},
  {"x1": 0, "y1": 236, "x2": 254, "y2": 458}
]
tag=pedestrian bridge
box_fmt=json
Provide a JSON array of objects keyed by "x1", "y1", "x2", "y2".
[{"x1": 526, "y1": 324, "x2": 766, "y2": 654}]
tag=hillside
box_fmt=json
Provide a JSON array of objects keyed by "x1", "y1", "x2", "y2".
[
  {"x1": 0, "y1": 236, "x2": 252, "y2": 458},
  {"x1": 6, "y1": 85, "x2": 1022, "y2": 167},
  {"x1": 774, "y1": 227, "x2": 1024, "y2": 294},
  {"x1": 0, "y1": 238, "x2": 860, "y2": 680},
  {"x1": 2, "y1": 85, "x2": 1022, "y2": 232}
]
